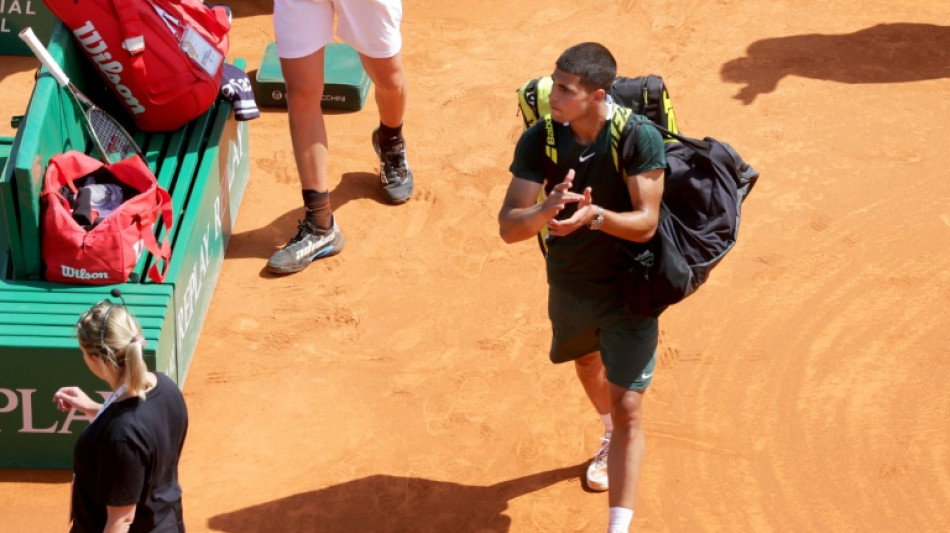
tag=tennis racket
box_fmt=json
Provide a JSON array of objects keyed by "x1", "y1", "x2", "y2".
[{"x1": 19, "y1": 27, "x2": 145, "y2": 165}]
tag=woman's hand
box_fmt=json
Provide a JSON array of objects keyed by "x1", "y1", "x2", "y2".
[{"x1": 53, "y1": 387, "x2": 101, "y2": 417}]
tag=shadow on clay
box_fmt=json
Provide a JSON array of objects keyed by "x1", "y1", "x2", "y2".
[
  {"x1": 207, "y1": 463, "x2": 586, "y2": 533},
  {"x1": 722, "y1": 23, "x2": 950, "y2": 104},
  {"x1": 225, "y1": 171, "x2": 388, "y2": 267}
]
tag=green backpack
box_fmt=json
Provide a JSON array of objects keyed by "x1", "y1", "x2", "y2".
[{"x1": 515, "y1": 74, "x2": 681, "y2": 255}]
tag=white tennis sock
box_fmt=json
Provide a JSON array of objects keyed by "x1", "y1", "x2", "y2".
[
  {"x1": 599, "y1": 412, "x2": 614, "y2": 434},
  {"x1": 607, "y1": 507, "x2": 633, "y2": 533}
]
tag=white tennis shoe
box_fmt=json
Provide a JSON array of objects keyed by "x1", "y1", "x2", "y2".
[{"x1": 586, "y1": 431, "x2": 611, "y2": 492}]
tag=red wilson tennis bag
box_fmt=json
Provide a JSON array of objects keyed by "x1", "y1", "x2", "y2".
[
  {"x1": 42, "y1": 0, "x2": 230, "y2": 131},
  {"x1": 42, "y1": 151, "x2": 173, "y2": 285}
]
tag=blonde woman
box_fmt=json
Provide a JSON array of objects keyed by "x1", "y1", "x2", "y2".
[{"x1": 54, "y1": 294, "x2": 188, "y2": 533}]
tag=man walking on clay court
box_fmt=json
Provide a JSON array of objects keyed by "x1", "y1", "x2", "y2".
[
  {"x1": 268, "y1": 0, "x2": 414, "y2": 274},
  {"x1": 498, "y1": 42, "x2": 666, "y2": 533}
]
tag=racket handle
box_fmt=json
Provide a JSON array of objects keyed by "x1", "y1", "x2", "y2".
[{"x1": 19, "y1": 27, "x2": 71, "y2": 88}]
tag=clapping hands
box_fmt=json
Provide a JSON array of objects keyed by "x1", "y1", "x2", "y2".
[{"x1": 546, "y1": 169, "x2": 595, "y2": 237}]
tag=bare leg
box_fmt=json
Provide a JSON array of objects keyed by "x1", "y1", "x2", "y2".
[
  {"x1": 265, "y1": 48, "x2": 345, "y2": 274},
  {"x1": 360, "y1": 52, "x2": 413, "y2": 204},
  {"x1": 574, "y1": 352, "x2": 611, "y2": 417},
  {"x1": 280, "y1": 49, "x2": 329, "y2": 192},
  {"x1": 359, "y1": 52, "x2": 408, "y2": 128},
  {"x1": 607, "y1": 383, "x2": 646, "y2": 510}
]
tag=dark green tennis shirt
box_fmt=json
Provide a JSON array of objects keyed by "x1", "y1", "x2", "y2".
[{"x1": 509, "y1": 107, "x2": 666, "y2": 295}]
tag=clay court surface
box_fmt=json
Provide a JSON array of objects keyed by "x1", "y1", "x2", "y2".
[{"x1": 2, "y1": 0, "x2": 949, "y2": 531}]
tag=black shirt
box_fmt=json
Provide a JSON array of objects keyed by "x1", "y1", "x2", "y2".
[
  {"x1": 71, "y1": 372, "x2": 189, "y2": 533},
  {"x1": 510, "y1": 106, "x2": 666, "y2": 295}
]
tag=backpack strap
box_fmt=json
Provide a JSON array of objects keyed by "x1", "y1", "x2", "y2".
[
  {"x1": 609, "y1": 105, "x2": 633, "y2": 173},
  {"x1": 540, "y1": 113, "x2": 558, "y2": 192},
  {"x1": 638, "y1": 76, "x2": 666, "y2": 130},
  {"x1": 651, "y1": 75, "x2": 680, "y2": 137},
  {"x1": 534, "y1": 114, "x2": 559, "y2": 256},
  {"x1": 543, "y1": 105, "x2": 633, "y2": 175},
  {"x1": 518, "y1": 77, "x2": 554, "y2": 129},
  {"x1": 535, "y1": 107, "x2": 631, "y2": 255},
  {"x1": 627, "y1": 119, "x2": 713, "y2": 158}
]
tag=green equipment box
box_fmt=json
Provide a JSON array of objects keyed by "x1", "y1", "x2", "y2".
[
  {"x1": 256, "y1": 41, "x2": 371, "y2": 111},
  {"x1": 0, "y1": 1, "x2": 57, "y2": 56}
]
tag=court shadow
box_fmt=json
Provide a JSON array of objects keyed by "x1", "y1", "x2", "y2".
[
  {"x1": 224, "y1": 207, "x2": 299, "y2": 263},
  {"x1": 331, "y1": 171, "x2": 390, "y2": 209},
  {"x1": 207, "y1": 464, "x2": 584, "y2": 533},
  {"x1": 226, "y1": 172, "x2": 385, "y2": 266},
  {"x1": 721, "y1": 23, "x2": 950, "y2": 104}
]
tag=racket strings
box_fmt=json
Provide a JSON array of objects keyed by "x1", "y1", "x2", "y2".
[{"x1": 87, "y1": 108, "x2": 142, "y2": 163}]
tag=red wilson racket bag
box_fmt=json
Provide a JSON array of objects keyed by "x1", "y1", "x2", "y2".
[
  {"x1": 43, "y1": 0, "x2": 230, "y2": 131},
  {"x1": 42, "y1": 151, "x2": 173, "y2": 285}
]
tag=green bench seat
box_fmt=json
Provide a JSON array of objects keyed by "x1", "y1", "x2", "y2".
[{"x1": 0, "y1": 23, "x2": 250, "y2": 468}]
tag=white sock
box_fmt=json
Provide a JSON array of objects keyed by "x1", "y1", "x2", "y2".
[
  {"x1": 607, "y1": 507, "x2": 633, "y2": 533},
  {"x1": 599, "y1": 412, "x2": 613, "y2": 434}
]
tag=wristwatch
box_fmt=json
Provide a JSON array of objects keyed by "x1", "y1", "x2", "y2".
[{"x1": 589, "y1": 205, "x2": 605, "y2": 231}]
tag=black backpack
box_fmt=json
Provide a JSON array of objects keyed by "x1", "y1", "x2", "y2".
[
  {"x1": 516, "y1": 74, "x2": 681, "y2": 255},
  {"x1": 616, "y1": 122, "x2": 759, "y2": 317},
  {"x1": 517, "y1": 74, "x2": 679, "y2": 135},
  {"x1": 609, "y1": 75, "x2": 679, "y2": 141}
]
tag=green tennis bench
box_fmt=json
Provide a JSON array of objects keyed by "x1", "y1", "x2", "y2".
[
  {"x1": 0, "y1": 23, "x2": 250, "y2": 468},
  {"x1": 0, "y1": 136, "x2": 15, "y2": 280}
]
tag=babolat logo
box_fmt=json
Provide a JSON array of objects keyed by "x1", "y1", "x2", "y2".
[
  {"x1": 61, "y1": 265, "x2": 109, "y2": 281},
  {"x1": 72, "y1": 21, "x2": 146, "y2": 115}
]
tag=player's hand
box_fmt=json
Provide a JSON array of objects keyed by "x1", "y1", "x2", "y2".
[
  {"x1": 548, "y1": 186, "x2": 594, "y2": 236},
  {"x1": 541, "y1": 169, "x2": 584, "y2": 216},
  {"x1": 53, "y1": 387, "x2": 99, "y2": 415}
]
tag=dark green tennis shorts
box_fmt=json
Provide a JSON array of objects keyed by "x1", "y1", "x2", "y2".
[{"x1": 548, "y1": 283, "x2": 658, "y2": 391}]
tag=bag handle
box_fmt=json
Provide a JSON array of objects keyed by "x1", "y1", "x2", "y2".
[
  {"x1": 140, "y1": 186, "x2": 174, "y2": 283},
  {"x1": 631, "y1": 119, "x2": 712, "y2": 154},
  {"x1": 111, "y1": 0, "x2": 147, "y2": 55},
  {"x1": 110, "y1": 0, "x2": 206, "y2": 94}
]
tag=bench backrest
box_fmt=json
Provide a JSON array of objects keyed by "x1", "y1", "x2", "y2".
[{"x1": 0, "y1": 137, "x2": 16, "y2": 278}]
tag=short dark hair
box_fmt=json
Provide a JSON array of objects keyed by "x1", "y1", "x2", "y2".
[{"x1": 555, "y1": 42, "x2": 617, "y2": 92}]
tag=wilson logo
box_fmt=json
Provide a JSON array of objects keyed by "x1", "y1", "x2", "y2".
[
  {"x1": 61, "y1": 265, "x2": 110, "y2": 281},
  {"x1": 72, "y1": 20, "x2": 146, "y2": 115}
]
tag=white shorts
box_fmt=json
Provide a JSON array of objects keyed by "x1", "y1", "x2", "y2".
[{"x1": 273, "y1": 0, "x2": 403, "y2": 59}]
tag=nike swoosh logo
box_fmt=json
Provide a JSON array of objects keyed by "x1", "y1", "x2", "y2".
[
  {"x1": 579, "y1": 153, "x2": 594, "y2": 162},
  {"x1": 640, "y1": 372, "x2": 654, "y2": 380}
]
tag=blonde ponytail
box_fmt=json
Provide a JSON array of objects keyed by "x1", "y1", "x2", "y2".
[
  {"x1": 76, "y1": 301, "x2": 150, "y2": 398},
  {"x1": 123, "y1": 338, "x2": 149, "y2": 400}
]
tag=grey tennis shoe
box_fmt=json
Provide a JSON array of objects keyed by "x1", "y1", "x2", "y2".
[
  {"x1": 372, "y1": 128, "x2": 414, "y2": 204},
  {"x1": 266, "y1": 217, "x2": 344, "y2": 274}
]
